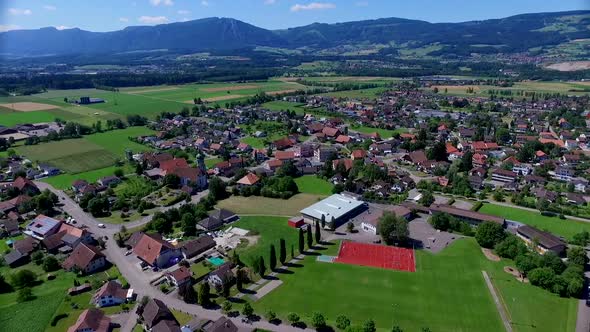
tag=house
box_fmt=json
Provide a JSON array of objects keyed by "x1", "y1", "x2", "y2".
[
  {"x1": 63, "y1": 243, "x2": 107, "y2": 275},
  {"x1": 207, "y1": 262, "x2": 235, "y2": 287},
  {"x1": 236, "y1": 173, "x2": 260, "y2": 187},
  {"x1": 351, "y1": 149, "x2": 367, "y2": 160},
  {"x1": 491, "y1": 169, "x2": 517, "y2": 183},
  {"x1": 25, "y1": 215, "x2": 62, "y2": 240},
  {"x1": 553, "y1": 166, "x2": 575, "y2": 182},
  {"x1": 332, "y1": 159, "x2": 354, "y2": 172},
  {"x1": 360, "y1": 206, "x2": 412, "y2": 235},
  {"x1": 182, "y1": 316, "x2": 239, "y2": 332},
  {"x1": 516, "y1": 225, "x2": 566, "y2": 255},
  {"x1": 314, "y1": 146, "x2": 337, "y2": 163},
  {"x1": 180, "y1": 235, "x2": 216, "y2": 259},
  {"x1": 92, "y1": 280, "x2": 132, "y2": 308},
  {"x1": 11, "y1": 177, "x2": 40, "y2": 195},
  {"x1": 198, "y1": 209, "x2": 238, "y2": 231},
  {"x1": 1, "y1": 219, "x2": 20, "y2": 236},
  {"x1": 133, "y1": 233, "x2": 182, "y2": 269},
  {"x1": 566, "y1": 192, "x2": 586, "y2": 205},
  {"x1": 406, "y1": 150, "x2": 428, "y2": 165},
  {"x1": 165, "y1": 266, "x2": 193, "y2": 287},
  {"x1": 322, "y1": 127, "x2": 341, "y2": 139},
  {"x1": 67, "y1": 309, "x2": 111, "y2": 332},
  {"x1": 98, "y1": 176, "x2": 121, "y2": 187},
  {"x1": 4, "y1": 236, "x2": 39, "y2": 267},
  {"x1": 140, "y1": 298, "x2": 180, "y2": 331},
  {"x1": 335, "y1": 135, "x2": 351, "y2": 144}
]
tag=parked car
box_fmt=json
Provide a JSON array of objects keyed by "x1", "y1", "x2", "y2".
[{"x1": 97, "y1": 224, "x2": 106, "y2": 228}]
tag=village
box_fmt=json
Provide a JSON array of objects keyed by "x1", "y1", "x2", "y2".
[{"x1": 1, "y1": 79, "x2": 590, "y2": 332}]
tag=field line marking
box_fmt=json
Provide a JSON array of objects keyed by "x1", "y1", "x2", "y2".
[{"x1": 482, "y1": 270, "x2": 513, "y2": 332}]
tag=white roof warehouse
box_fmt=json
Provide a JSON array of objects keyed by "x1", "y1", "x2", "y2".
[{"x1": 300, "y1": 194, "x2": 367, "y2": 227}]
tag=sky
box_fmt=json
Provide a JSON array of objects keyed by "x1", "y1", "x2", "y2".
[{"x1": 0, "y1": 0, "x2": 588, "y2": 32}]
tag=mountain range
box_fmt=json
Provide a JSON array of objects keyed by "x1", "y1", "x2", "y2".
[{"x1": 1, "y1": 10, "x2": 589, "y2": 57}]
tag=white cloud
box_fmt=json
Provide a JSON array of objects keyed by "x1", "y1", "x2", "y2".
[
  {"x1": 201, "y1": 0, "x2": 209, "y2": 6},
  {"x1": 149, "y1": 0, "x2": 173, "y2": 6},
  {"x1": 43, "y1": 5, "x2": 57, "y2": 11},
  {"x1": 8, "y1": 8, "x2": 33, "y2": 16},
  {"x1": 119, "y1": 17, "x2": 129, "y2": 22},
  {"x1": 264, "y1": 0, "x2": 276, "y2": 4},
  {"x1": 177, "y1": 9, "x2": 190, "y2": 15},
  {"x1": 55, "y1": 25, "x2": 72, "y2": 30},
  {"x1": 290, "y1": 2, "x2": 335, "y2": 12},
  {"x1": 138, "y1": 16, "x2": 169, "y2": 24},
  {"x1": 355, "y1": 1, "x2": 368, "y2": 6},
  {"x1": 0, "y1": 24, "x2": 22, "y2": 32}
]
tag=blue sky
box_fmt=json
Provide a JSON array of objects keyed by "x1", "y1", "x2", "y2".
[{"x1": 0, "y1": 0, "x2": 587, "y2": 32}]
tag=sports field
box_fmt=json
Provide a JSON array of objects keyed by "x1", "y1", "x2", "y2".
[
  {"x1": 252, "y1": 237, "x2": 576, "y2": 332},
  {"x1": 335, "y1": 241, "x2": 416, "y2": 272},
  {"x1": 479, "y1": 203, "x2": 590, "y2": 240},
  {"x1": 216, "y1": 193, "x2": 323, "y2": 217},
  {"x1": 16, "y1": 127, "x2": 153, "y2": 174}
]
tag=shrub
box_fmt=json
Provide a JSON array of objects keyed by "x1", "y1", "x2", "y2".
[{"x1": 50, "y1": 313, "x2": 68, "y2": 326}]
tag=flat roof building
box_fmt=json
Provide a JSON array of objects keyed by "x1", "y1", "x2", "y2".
[{"x1": 300, "y1": 193, "x2": 367, "y2": 228}]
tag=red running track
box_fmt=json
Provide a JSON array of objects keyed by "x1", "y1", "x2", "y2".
[{"x1": 335, "y1": 241, "x2": 416, "y2": 272}]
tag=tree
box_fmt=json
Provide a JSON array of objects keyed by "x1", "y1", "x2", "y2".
[
  {"x1": 475, "y1": 222, "x2": 506, "y2": 248},
  {"x1": 181, "y1": 213, "x2": 196, "y2": 236},
  {"x1": 42, "y1": 256, "x2": 59, "y2": 272},
  {"x1": 10, "y1": 269, "x2": 37, "y2": 288},
  {"x1": 419, "y1": 191, "x2": 435, "y2": 207},
  {"x1": 258, "y1": 256, "x2": 266, "y2": 277},
  {"x1": 222, "y1": 300, "x2": 232, "y2": 313},
  {"x1": 515, "y1": 254, "x2": 537, "y2": 277},
  {"x1": 315, "y1": 221, "x2": 321, "y2": 244},
  {"x1": 163, "y1": 174, "x2": 181, "y2": 189},
  {"x1": 391, "y1": 327, "x2": 404, "y2": 332},
  {"x1": 236, "y1": 267, "x2": 247, "y2": 291},
  {"x1": 346, "y1": 222, "x2": 355, "y2": 233},
  {"x1": 311, "y1": 312, "x2": 326, "y2": 329},
  {"x1": 571, "y1": 231, "x2": 590, "y2": 246},
  {"x1": 336, "y1": 315, "x2": 351, "y2": 330},
  {"x1": 494, "y1": 235, "x2": 527, "y2": 260},
  {"x1": 269, "y1": 245, "x2": 277, "y2": 271},
  {"x1": 567, "y1": 246, "x2": 588, "y2": 266},
  {"x1": 266, "y1": 310, "x2": 277, "y2": 322},
  {"x1": 16, "y1": 287, "x2": 34, "y2": 302},
  {"x1": 377, "y1": 212, "x2": 409, "y2": 245},
  {"x1": 430, "y1": 212, "x2": 451, "y2": 231},
  {"x1": 298, "y1": 227, "x2": 305, "y2": 254},
  {"x1": 87, "y1": 196, "x2": 109, "y2": 217},
  {"x1": 179, "y1": 283, "x2": 198, "y2": 304},
  {"x1": 31, "y1": 251, "x2": 44, "y2": 265},
  {"x1": 528, "y1": 267, "x2": 556, "y2": 290},
  {"x1": 242, "y1": 302, "x2": 254, "y2": 317},
  {"x1": 460, "y1": 150, "x2": 473, "y2": 172},
  {"x1": 197, "y1": 282, "x2": 210, "y2": 306},
  {"x1": 362, "y1": 319, "x2": 376, "y2": 332},
  {"x1": 208, "y1": 177, "x2": 227, "y2": 200},
  {"x1": 307, "y1": 225, "x2": 313, "y2": 249},
  {"x1": 428, "y1": 140, "x2": 447, "y2": 161},
  {"x1": 279, "y1": 239, "x2": 287, "y2": 265},
  {"x1": 321, "y1": 214, "x2": 326, "y2": 229},
  {"x1": 288, "y1": 312, "x2": 300, "y2": 325}
]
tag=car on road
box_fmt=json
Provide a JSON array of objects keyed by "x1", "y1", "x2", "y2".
[
  {"x1": 125, "y1": 250, "x2": 132, "y2": 256},
  {"x1": 97, "y1": 224, "x2": 106, "y2": 228}
]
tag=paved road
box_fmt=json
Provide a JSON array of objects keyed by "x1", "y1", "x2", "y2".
[
  {"x1": 576, "y1": 270, "x2": 590, "y2": 332},
  {"x1": 36, "y1": 181, "x2": 312, "y2": 332}
]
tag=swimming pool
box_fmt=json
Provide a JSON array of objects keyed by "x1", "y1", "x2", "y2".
[{"x1": 207, "y1": 257, "x2": 225, "y2": 266}]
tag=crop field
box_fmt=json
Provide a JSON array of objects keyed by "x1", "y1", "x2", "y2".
[
  {"x1": 319, "y1": 87, "x2": 388, "y2": 99},
  {"x1": 429, "y1": 81, "x2": 590, "y2": 97},
  {"x1": 84, "y1": 126, "x2": 154, "y2": 154},
  {"x1": 295, "y1": 76, "x2": 401, "y2": 85},
  {"x1": 251, "y1": 237, "x2": 576, "y2": 332}
]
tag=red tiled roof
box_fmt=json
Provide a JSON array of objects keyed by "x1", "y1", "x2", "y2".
[
  {"x1": 67, "y1": 309, "x2": 111, "y2": 332},
  {"x1": 274, "y1": 151, "x2": 296, "y2": 160},
  {"x1": 62, "y1": 243, "x2": 105, "y2": 271},
  {"x1": 133, "y1": 234, "x2": 175, "y2": 265},
  {"x1": 160, "y1": 158, "x2": 189, "y2": 173},
  {"x1": 237, "y1": 173, "x2": 260, "y2": 186}
]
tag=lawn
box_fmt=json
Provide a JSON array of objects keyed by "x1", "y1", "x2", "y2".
[
  {"x1": 216, "y1": 193, "x2": 323, "y2": 217},
  {"x1": 84, "y1": 127, "x2": 155, "y2": 155},
  {"x1": 16, "y1": 139, "x2": 118, "y2": 174},
  {"x1": 262, "y1": 101, "x2": 308, "y2": 115},
  {"x1": 204, "y1": 157, "x2": 222, "y2": 168},
  {"x1": 479, "y1": 203, "x2": 590, "y2": 240},
  {"x1": 253, "y1": 238, "x2": 576, "y2": 332},
  {"x1": 294, "y1": 175, "x2": 333, "y2": 196},
  {"x1": 352, "y1": 126, "x2": 408, "y2": 139},
  {"x1": 0, "y1": 111, "x2": 59, "y2": 127},
  {"x1": 41, "y1": 165, "x2": 129, "y2": 190},
  {"x1": 229, "y1": 216, "x2": 300, "y2": 268}
]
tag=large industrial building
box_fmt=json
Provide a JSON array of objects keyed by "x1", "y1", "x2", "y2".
[{"x1": 300, "y1": 193, "x2": 367, "y2": 228}]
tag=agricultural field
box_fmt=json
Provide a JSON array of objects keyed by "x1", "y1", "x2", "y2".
[
  {"x1": 319, "y1": 87, "x2": 388, "y2": 99},
  {"x1": 479, "y1": 204, "x2": 590, "y2": 240},
  {"x1": 294, "y1": 76, "x2": 401, "y2": 85},
  {"x1": 16, "y1": 127, "x2": 151, "y2": 174},
  {"x1": 216, "y1": 193, "x2": 323, "y2": 217},
  {"x1": 251, "y1": 237, "x2": 576, "y2": 332},
  {"x1": 428, "y1": 81, "x2": 590, "y2": 98},
  {"x1": 294, "y1": 175, "x2": 333, "y2": 196},
  {"x1": 120, "y1": 80, "x2": 306, "y2": 104},
  {"x1": 262, "y1": 101, "x2": 308, "y2": 115}
]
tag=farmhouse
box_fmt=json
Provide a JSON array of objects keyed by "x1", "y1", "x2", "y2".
[
  {"x1": 180, "y1": 235, "x2": 216, "y2": 259},
  {"x1": 516, "y1": 225, "x2": 566, "y2": 255},
  {"x1": 62, "y1": 243, "x2": 107, "y2": 275},
  {"x1": 300, "y1": 193, "x2": 367, "y2": 228}
]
